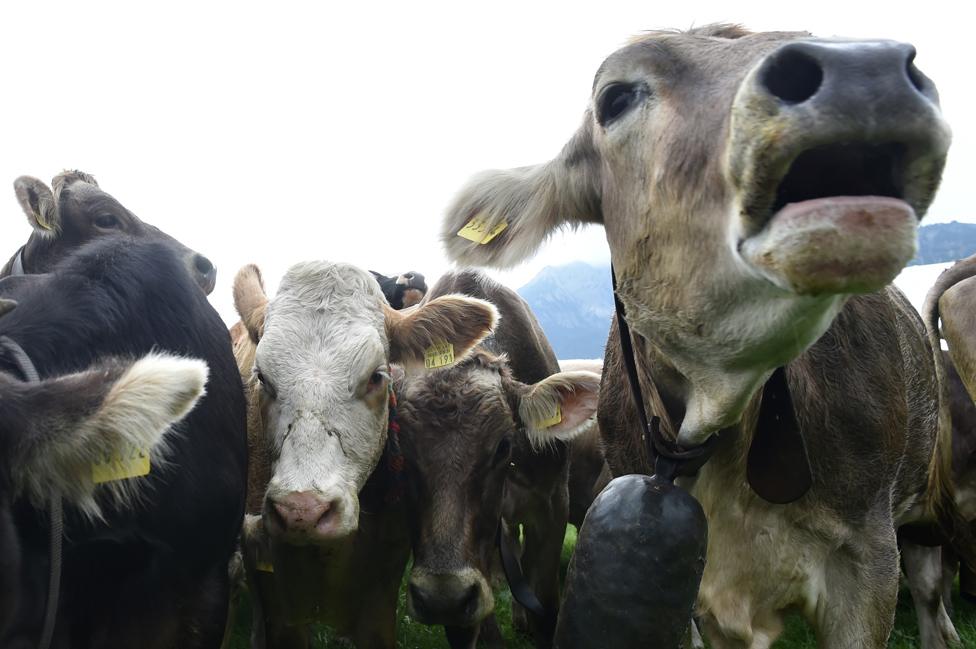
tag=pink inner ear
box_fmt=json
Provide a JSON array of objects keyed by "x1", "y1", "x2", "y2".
[{"x1": 548, "y1": 382, "x2": 600, "y2": 436}]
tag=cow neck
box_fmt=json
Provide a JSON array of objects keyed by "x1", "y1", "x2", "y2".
[
  {"x1": 359, "y1": 387, "x2": 406, "y2": 514},
  {"x1": 0, "y1": 336, "x2": 61, "y2": 649},
  {"x1": 611, "y1": 267, "x2": 718, "y2": 482},
  {"x1": 611, "y1": 268, "x2": 813, "y2": 502}
]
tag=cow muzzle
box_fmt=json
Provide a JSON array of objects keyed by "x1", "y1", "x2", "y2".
[
  {"x1": 265, "y1": 490, "x2": 357, "y2": 544},
  {"x1": 731, "y1": 39, "x2": 951, "y2": 296},
  {"x1": 407, "y1": 567, "x2": 494, "y2": 628}
]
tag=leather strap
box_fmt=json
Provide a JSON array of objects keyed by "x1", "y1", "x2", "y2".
[
  {"x1": 0, "y1": 335, "x2": 62, "y2": 649},
  {"x1": 496, "y1": 520, "x2": 556, "y2": 638},
  {"x1": 611, "y1": 267, "x2": 717, "y2": 482}
]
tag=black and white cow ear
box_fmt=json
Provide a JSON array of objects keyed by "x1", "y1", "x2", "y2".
[
  {"x1": 441, "y1": 119, "x2": 601, "y2": 269},
  {"x1": 13, "y1": 176, "x2": 60, "y2": 236},
  {"x1": 515, "y1": 370, "x2": 601, "y2": 448},
  {"x1": 233, "y1": 264, "x2": 269, "y2": 344}
]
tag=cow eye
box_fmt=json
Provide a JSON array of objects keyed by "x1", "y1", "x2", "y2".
[
  {"x1": 256, "y1": 370, "x2": 277, "y2": 399},
  {"x1": 93, "y1": 214, "x2": 120, "y2": 229},
  {"x1": 493, "y1": 437, "x2": 512, "y2": 466},
  {"x1": 597, "y1": 83, "x2": 646, "y2": 126},
  {"x1": 366, "y1": 368, "x2": 389, "y2": 395}
]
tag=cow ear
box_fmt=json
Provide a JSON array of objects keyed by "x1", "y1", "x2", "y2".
[
  {"x1": 6, "y1": 353, "x2": 207, "y2": 517},
  {"x1": 14, "y1": 176, "x2": 60, "y2": 236},
  {"x1": 940, "y1": 276, "x2": 976, "y2": 397},
  {"x1": 233, "y1": 264, "x2": 268, "y2": 344},
  {"x1": 386, "y1": 294, "x2": 498, "y2": 368},
  {"x1": 516, "y1": 370, "x2": 601, "y2": 448},
  {"x1": 441, "y1": 120, "x2": 601, "y2": 269}
]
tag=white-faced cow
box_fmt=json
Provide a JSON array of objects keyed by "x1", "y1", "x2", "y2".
[
  {"x1": 3, "y1": 171, "x2": 217, "y2": 294},
  {"x1": 0, "y1": 235, "x2": 247, "y2": 649},
  {"x1": 394, "y1": 270, "x2": 600, "y2": 649},
  {"x1": 440, "y1": 25, "x2": 965, "y2": 648},
  {"x1": 231, "y1": 262, "x2": 497, "y2": 648},
  {"x1": 0, "y1": 297, "x2": 208, "y2": 637},
  {"x1": 370, "y1": 269, "x2": 428, "y2": 309}
]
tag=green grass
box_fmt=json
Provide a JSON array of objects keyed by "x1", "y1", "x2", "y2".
[{"x1": 227, "y1": 526, "x2": 976, "y2": 648}]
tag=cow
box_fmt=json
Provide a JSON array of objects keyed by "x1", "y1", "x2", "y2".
[
  {"x1": 924, "y1": 255, "x2": 976, "y2": 606},
  {"x1": 393, "y1": 269, "x2": 601, "y2": 649},
  {"x1": 3, "y1": 171, "x2": 217, "y2": 294},
  {"x1": 558, "y1": 359, "x2": 611, "y2": 528},
  {"x1": 370, "y1": 269, "x2": 428, "y2": 309},
  {"x1": 0, "y1": 235, "x2": 247, "y2": 649},
  {"x1": 439, "y1": 25, "x2": 964, "y2": 648},
  {"x1": 231, "y1": 261, "x2": 497, "y2": 648},
  {"x1": 0, "y1": 337, "x2": 208, "y2": 637}
]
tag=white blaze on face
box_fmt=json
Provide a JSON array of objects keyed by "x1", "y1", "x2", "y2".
[{"x1": 255, "y1": 262, "x2": 391, "y2": 540}]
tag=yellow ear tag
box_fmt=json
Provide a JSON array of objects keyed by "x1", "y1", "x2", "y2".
[
  {"x1": 537, "y1": 405, "x2": 562, "y2": 429},
  {"x1": 255, "y1": 561, "x2": 274, "y2": 573},
  {"x1": 424, "y1": 341, "x2": 455, "y2": 369},
  {"x1": 457, "y1": 216, "x2": 507, "y2": 244},
  {"x1": 92, "y1": 446, "x2": 151, "y2": 484}
]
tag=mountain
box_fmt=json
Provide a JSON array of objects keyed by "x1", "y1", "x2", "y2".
[
  {"x1": 910, "y1": 221, "x2": 976, "y2": 266},
  {"x1": 518, "y1": 221, "x2": 976, "y2": 360},
  {"x1": 518, "y1": 261, "x2": 613, "y2": 360}
]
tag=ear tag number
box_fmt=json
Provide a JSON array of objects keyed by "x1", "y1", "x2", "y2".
[
  {"x1": 92, "y1": 445, "x2": 151, "y2": 484},
  {"x1": 457, "y1": 216, "x2": 507, "y2": 244},
  {"x1": 537, "y1": 405, "x2": 562, "y2": 429},
  {"x1": 424, "y1": 342, "x2": 455, "y2": 369}
]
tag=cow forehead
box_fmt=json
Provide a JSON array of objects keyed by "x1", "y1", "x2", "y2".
[
  {"x1": 400, "y1": 366, "x2": 514, "y2": 442},
  {"x1": 594, "y1": 29, "x2": 809, "y2": 91}
]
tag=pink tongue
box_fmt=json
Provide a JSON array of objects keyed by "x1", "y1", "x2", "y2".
[{"x1": 741, "y1": 196, "x2": 918, "y2": 295}]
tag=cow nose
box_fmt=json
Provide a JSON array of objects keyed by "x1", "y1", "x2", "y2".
[
  {"x1": 187, "y1": 253, "x2": 217, "y2": 295},
  {"x1": 757, "y1": 40, "x2": 935, "y2": 110},
  {"x1": 267, "y1": 491, "x2": 341, "y2": 541}
]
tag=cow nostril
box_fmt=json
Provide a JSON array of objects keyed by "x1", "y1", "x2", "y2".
[
  {"x1": 761, "y1": 48, "x2": 823, "y2": 104},
  {"x1": 194, "y1": 254, "x2": 214, "y2": 276},
  {"x1": 409, "y1": 583, "x2": 429, "y2": 611},
  {"x1": 269, "y1": 502, "x2": 288, "y2": 530},
  {"x1": 905, "y1": 52, "x2": 928, "y2": 94}
]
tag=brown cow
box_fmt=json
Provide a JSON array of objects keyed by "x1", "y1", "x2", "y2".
[
  {"x1": 231, "y1": 262, "x2": 498, "y2": 648},
  {"x1": 3, "y1": 171, "x2": 217, "y2": 294},
  {"x1": 440, "y1": 25, "x2": 963, "y2": 648},
  {"x1": 394, "y1": 270, "x2": 600, "y2": 649}
]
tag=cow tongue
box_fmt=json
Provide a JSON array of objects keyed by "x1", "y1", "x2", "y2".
[{"x1": 740, "y1": 196, "x2": 918, "y2": 296}]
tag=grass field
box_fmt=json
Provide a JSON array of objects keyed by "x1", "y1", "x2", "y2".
[{"x1": 228, "y1": 526, "x2": 976, "y2": 648}]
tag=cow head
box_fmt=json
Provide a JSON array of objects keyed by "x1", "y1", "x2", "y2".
[
  {"x1": 5, "y1": 171, "x2": 217, "y2": 294},
  {"x1": 396, "y1": 350, "x2": 600, "y2": 628},
  {"x1": 234, "y1": 263, "x2": 498, "y2": 545},
  {"x1": 370, "y1": 269, "x2": 428, "y2": 309},
  {"x1": 441, "y1": 25, "x2": 950, "y2": 445}
]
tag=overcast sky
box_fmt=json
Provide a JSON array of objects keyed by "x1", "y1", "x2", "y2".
[{"x1": 1, "y1": 1, "x2": 970, "y2": 324}]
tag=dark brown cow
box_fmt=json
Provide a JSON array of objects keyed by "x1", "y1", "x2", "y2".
[
  {"x1": 395, "y1": 270, "x2": 600, "y2": 649},
  {"x1": 3, "y1": 171, "x2": 217, "y2": 294},
  {"x1": 440, "y1": 25, "x2": 963, "y2": 648}
]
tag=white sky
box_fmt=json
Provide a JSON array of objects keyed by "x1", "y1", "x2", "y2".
[{"x1": 1, "y1": 1, "x2": 971, "y2": 325}]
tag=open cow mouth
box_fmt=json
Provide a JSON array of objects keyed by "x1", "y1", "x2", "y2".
[
  {"x1": 767, "y1": 141, "x2": 908, "y2": 219},
  {"x1": 738, "y1": 140, "x2": 923, "y2": 296}
]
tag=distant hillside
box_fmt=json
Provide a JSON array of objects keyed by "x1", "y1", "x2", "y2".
[
  {"x1": 518, "y1": 221, "x2": 976, "y2": 359},
  {"x1": 910, "y1": 221, "x2": 976, "y2": 265}
]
